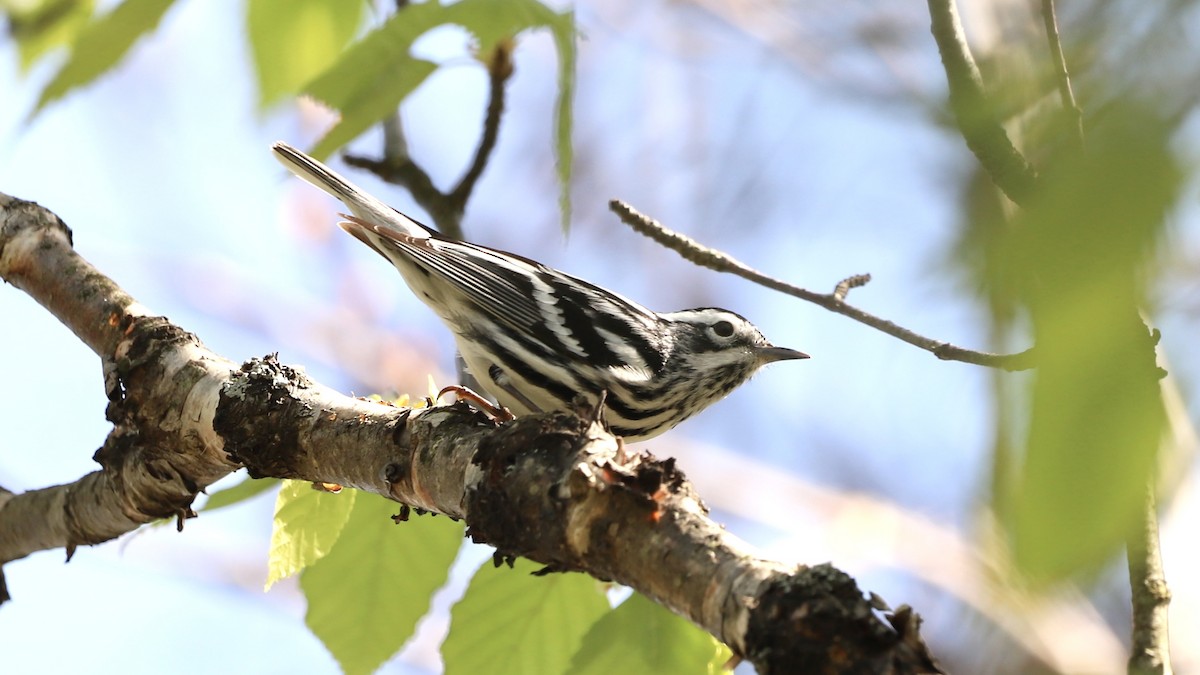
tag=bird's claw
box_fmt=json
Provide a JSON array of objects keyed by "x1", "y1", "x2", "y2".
[{"x1": 437, "y1": 385, "x2": 515, "y2": 423}]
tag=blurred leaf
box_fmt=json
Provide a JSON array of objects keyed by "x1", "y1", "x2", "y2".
[
  {"x1": 302, "y1": 496, "x2": 463, "y2": 675},
  {"x1": 246, "y1": 0, "x2": 363, "y2": 107},
  {"x1": 1007, "y1": 103, "x2": 1178, "y2": 582},
  {"x1": 567, "y1": 592, "x2": 731, "y2": 675},
  {"x1": 302, "y1": 0, "x2": 443, "y2": 160},
  {"x1": 440, "y1": 0, "x2": 558, "y2": 52},
  {"x1": 266, "y1": 479, "x2": 356, "y2": 590},
  {"x1": 443, "y1": 558, "x2": 609, "y2": 674},
  {"x1": 548, "y1": 8, "x2": 575, "y2": 231},
  {"x1": 3, "y1": 0, "x2": 94, "y2": 70},
  {"x1": 201, "y1": 474, "x2": 278, "y2": 512},
  {"x1": 33, "y1": 0, "x2": 176, "y2": 113},
  {"x1": 303, "y1": 0, "x2": 575, "y2": 224}
]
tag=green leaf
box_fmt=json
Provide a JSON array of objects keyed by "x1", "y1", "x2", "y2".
[
  {"x1": 307, "y1": 56, "x2": 438, "y2": 162},
  {"x1": 549, "y1": 10, "x2": 576, "y2": 231},
  {"x1": 1007, "y1": 103, "x2": 1178, "y2": 582},
  {"x1": 302, "y1": 497, "x2": 463, "y2": 675},
  {"x1": 439, "y1": 0, "x2": 569, "y2": 54},
  {"x1": 567, "y1": 592, "x2": 731, "y2": 675},
  {"x1": 443, "y1": 558, "x2": 609, "y2": 675},
  {"x1": 33, "y1": 0, "x2": 176, "y2": 112},
  {"x1": 303, "y1": 0, "x2": 445, "y2": 160},
  {"x1": 201, "y1": 474, "x2": 279, "y2": 512},
  {"x1": 3, "y1": 0, "x2": 95, "y2": 70},
  {"x1": 265, "y1": 479, "x2": 357, "y2": 590},
  {"x1": 246, "y1": 0, "x2": 364, "y2": 107}
]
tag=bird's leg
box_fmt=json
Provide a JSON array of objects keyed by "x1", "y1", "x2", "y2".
[{"x1": 437, "y1": 385, "x2": 515, "y2": 422}]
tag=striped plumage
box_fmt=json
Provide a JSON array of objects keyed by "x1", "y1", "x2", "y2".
[{"x1": 273, "y1": 142, "x2": 808, "y2": 441}]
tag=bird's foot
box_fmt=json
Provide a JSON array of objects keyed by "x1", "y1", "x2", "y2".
[{"x1": 437, "y1": 385, "x2": 515, "y2": 423}]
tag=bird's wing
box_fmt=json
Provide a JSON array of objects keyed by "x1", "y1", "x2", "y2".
[{"x1": 395, "y1": 235, "x2": 668, "y2": 374}]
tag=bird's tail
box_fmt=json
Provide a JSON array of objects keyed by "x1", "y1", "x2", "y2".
[{"x1": 272, "y1": 142, "x2": 430, "y2": 239}]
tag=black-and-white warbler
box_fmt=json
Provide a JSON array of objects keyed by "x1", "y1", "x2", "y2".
[{"x1": 273, "y1": 142, "x2": 808, "y2": 441}]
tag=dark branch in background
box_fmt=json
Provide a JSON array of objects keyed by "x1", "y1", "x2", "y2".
[
  {"x1": 608, "y1": 200, "x2": 1035, "y2": 371},
  {"x1": 381, "y1": 113, "x2": 409, "y2": 176},
  {"x1": 926, "y1": 0, "x2": 1039, "y2": 206},
  {"x1": 344, "y1": 41, "x2": 514, "y2": 240},
  {"x1": 1040, "y1": 0, "x2": 1085, "y2": 150},
  {"x1": 448, "y1": 39, "x2": 512, "y2": 213}
]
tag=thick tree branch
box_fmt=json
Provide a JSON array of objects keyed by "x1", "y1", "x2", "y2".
[
  {"x1": 609, "y1": 199, "x2": 1034, "y2": 371},
  {"x1": 0, "y1": 198, "x2": 233, "y2": 560},
  {"x1": 0, "y1": 194, "x2": 942, "y2": 673},
  {"x1": 0, "y1": 195, "x2": 144, "y2": 357},
  {"x1": 926, "y1": 0, "x2": 1039, "y2": 205}
]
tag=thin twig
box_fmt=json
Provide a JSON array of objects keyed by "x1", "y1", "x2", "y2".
[
  {"x1": 926, "y1": 0, "x2": 1038, "y2": 206},
  {"x1": 833, "y1": 274, "x2": 871, "y2": 302},
  {"x1": 1126, "y1": 485, "x2": 1173, "y2": 674},
  {"x1": 381, "y1": 112, "x2": 408, "y2": 167},
  {"x1": 609, "y1": 200, "x2": 1034, "y2": 371},
  {"x1": 344, "y1": 41, "x2": 514, "y2": 241},
  {"x1": 1040, "y1": 0, "x2": 1085, "y2": 150},
  {"x1": 449, "y1": 39, "x2": 513, "y2": 217},
  {"x1": 344, "y1": 144, "x2": 453, "y2": 231}
]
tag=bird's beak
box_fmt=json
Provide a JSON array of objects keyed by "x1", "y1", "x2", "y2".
[{"x1": 756, "y1": 346, "x2": 810, "y2": 363}]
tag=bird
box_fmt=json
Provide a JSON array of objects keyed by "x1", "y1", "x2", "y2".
[{"x1": 272, "y1": 142, "x2": 808, "y2": 441}]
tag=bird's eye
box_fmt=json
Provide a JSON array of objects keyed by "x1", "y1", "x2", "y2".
[{"x1": 711, "y1": 320, "x2": 734, "y2": 338}]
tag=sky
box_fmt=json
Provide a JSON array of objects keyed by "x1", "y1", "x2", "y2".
[{"x1": 0, "y1": 1, "x2": 1197, "y2": 673}]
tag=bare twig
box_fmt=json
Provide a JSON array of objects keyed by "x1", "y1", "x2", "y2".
[
  {"x1": 609, "y1": 200, "x2": 1034, "y2": 371},
  {"x1": 833, "y1": 274, "x2": 872, "y2": 302},
  {"x1": 926, "y1": 0, "x2": 1038, "y2": 206},
  {"x1": 344, "y1": 41, "x2": 514, "y2": 240},
  {"x1": 343, "y1": 141, "x2": 449, "y2": 231},
  {"x1": 1040, "y1": 0, "x2": 1085, "y2": 150},
  {"x1": 448, "y1": 39, "x2": 513, "y2": 217},
  {"x1": 381, "y1": 112, "x2": 408, "y2": 168},
  {"x1": 1127, "y1": 485, "x2": 1173, "y2": 674}
]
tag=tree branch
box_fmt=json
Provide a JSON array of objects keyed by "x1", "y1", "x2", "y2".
[
  {"x1": 1040, "y1": 0, "x2": 1085, "y2": 151},
  {"x1": 0, "y1": 194, "x2": 241, "y2": 561},
  {"x1": 608, "y1": 199, "x2": 1034, "y2": 371},
  {"x1": 344, "y1": 41, "x2": 514, "y2": 240},
  {"x1": 0, "y1": 194, "x2": 942, "y2": 673},
  {"x1": 926, "y1": 0, "x2": 1039, "y2": 205},
  {"x1": 448, "y1": 39, "x2": 513, "y2": 218},
  {"x1": 1126, "y1": 482, "x2": 1172, "y2": 674},
  {"x1": 0, "y1": 194, "x2": 141, "y2": 357}
]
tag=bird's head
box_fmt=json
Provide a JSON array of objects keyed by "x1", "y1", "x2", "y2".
[{"x1": 660, "y1": 308, "x2": 808, "y2": 379}]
